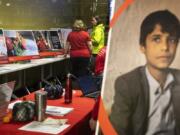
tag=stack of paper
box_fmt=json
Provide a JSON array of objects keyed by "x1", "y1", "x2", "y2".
[
  {"x1": 19, "y1": 120, "x2": 70, "y2": 134},
  {"x1": 46, "y1": 106, "x2": 74, "y2": 116}
]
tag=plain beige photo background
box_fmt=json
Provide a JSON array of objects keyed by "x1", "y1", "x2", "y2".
[{"x1": 102, "y1": 0, "x2": 180, "y2": 112}]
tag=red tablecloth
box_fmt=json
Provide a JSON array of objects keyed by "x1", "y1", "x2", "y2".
[{"x1": 0, "y1": 90, "x2": 95, "y2": 135}]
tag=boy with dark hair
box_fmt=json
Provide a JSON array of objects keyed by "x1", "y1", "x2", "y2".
[{"x1": 110, "y1": 10, "x2": 180, "y2": 135}]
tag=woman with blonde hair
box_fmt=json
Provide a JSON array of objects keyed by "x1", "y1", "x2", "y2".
[{"x1": 64, "y1": 19, "x2": 92, "y2": 77}]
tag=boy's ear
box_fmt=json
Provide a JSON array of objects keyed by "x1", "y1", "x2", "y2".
[{"x1": 140, "y1": 45, "x2": 145, "y2": 53}]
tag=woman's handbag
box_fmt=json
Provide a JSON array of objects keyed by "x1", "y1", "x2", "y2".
[{"x1": 12, "y1": 101, "x2": 35, "y2": 122}]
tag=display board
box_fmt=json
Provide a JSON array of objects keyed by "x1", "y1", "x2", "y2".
[
  {"x1": 33, "y1": 30, "x2": 64, "y2": 58},
  {"x1": 0, "y1": 29, "x2": 68, "y2": 63},
  {"x1": 4, "y1": 30, "x2": 39, "y2": 62},
  {"x1": 44, "y1": 30, "x2": 62, "y2": 50},
  {"x1": 0, "y1": 29, "x2": 8, "y2": 64},
  {"x1": 57, "y1": 28, "x2": 72, "y2": 49},
  {"x1": 33, "y1": 31, "x2": 52, "y2": 52}
]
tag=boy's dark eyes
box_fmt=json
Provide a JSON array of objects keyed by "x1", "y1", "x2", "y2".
[
  {"x1": 152, "y1": 37, "x2": 161, "y2": 43},
  {"x1": 152, "y1": 36, "x2": 178, "y2": 44},
  {"x1": 168, "y1": 37, "x2": 178, "y2": 44}
]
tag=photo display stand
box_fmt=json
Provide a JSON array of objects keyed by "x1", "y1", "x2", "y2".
[
  {"x1": 33, "y1": 30, "x2": 64, "y2": 58},
  {"x1": 0, "y1": 29, "x2": 8, "y2": 64},
  {"x1": 4, "y1": 30, "x2": 40, "y2": 63},
  {"x1": 57, "y1": 28, "x2": 72, "y2": 49}
]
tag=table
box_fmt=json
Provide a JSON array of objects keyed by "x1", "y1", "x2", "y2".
[
  {"x1": 0, "y1": 56, "x2": 67, "y2": 75},
  {"x1": 0, "y1": 90, "x2": 95, "y2": 135},
  {"x1": 0, "y1": 56, "x2": 70, "y2": 92}
]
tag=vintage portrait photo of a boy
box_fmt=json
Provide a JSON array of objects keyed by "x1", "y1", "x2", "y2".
[{"x1": 102, "y1": 0, "x2": 180, "y2": 135}]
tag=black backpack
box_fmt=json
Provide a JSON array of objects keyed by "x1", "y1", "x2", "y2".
[{"x1": 44, "y1": 77, "x2": 63, "y2": 99}]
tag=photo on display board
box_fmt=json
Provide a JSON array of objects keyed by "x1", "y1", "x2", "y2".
[
  {"x1": 33, "y1": 30, "x2": 64, "y2": 51},
  {"x1": 32, "y1": 31, "x2": 52, "y2": 52},
  {"x1": 0, "y1": 29, "x2": 8, "y2": 63},
  {"x1": 4, "y1": 30, "x2": 39, "y2": 57},
  {"x1": 48, "y1": 30, "x2": 62, "y2": 50},
  {"x1": 42, "y1": 30, "x2": 63, "y2": 51},
  {"x1": 56, "y1": 28, "x2": 72, "y2": 49}
]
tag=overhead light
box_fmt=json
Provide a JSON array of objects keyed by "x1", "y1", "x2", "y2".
[{"x1": 6, "y1": 3, "x2": 11, "y2": 6}]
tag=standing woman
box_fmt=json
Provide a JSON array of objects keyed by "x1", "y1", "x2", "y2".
[
  {"x1": 90, "y1": 16, "x2": 105, "y2": 71},
  {"x1": 64, "y1": 20, "x2": 92, "y2": 77}
]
